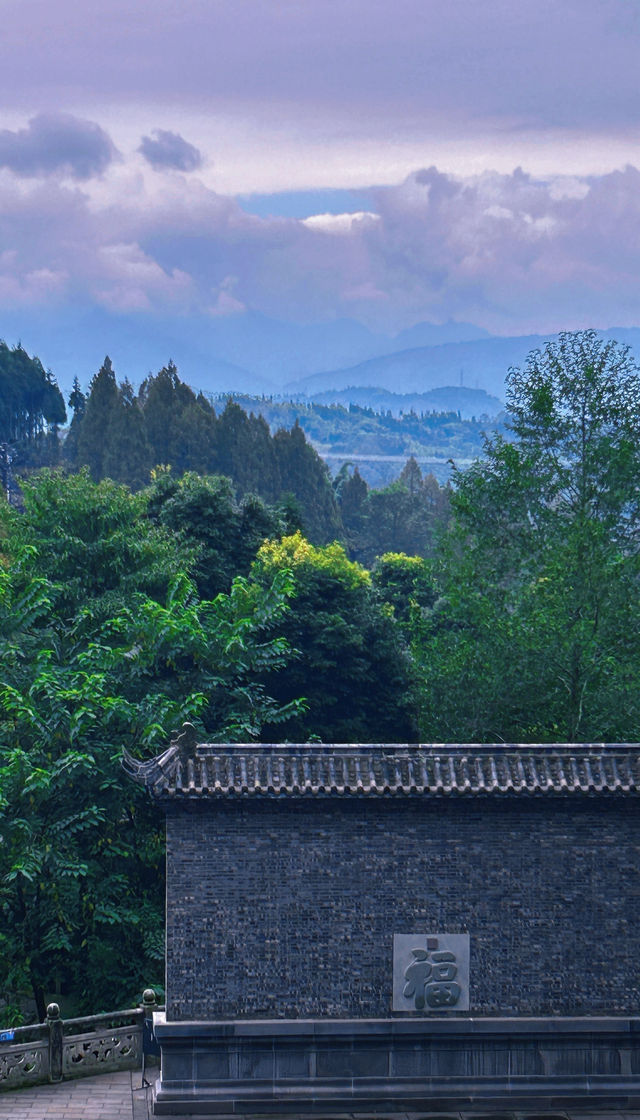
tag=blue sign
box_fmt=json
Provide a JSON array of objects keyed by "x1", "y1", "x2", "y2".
[{"x1": 0, "y1": 1030, "x2": 15, "y2": 1042}]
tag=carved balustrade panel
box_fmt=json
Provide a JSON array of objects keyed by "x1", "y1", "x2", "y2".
[
  {"x1": 62, "y1": 1025, "x2": 142, "y2": 1077},
  {"x1": 0, "y1": 1040, "x2": 49, "y2": 1088}
]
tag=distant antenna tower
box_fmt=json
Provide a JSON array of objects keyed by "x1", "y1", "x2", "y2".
[{"x1": 460, "y1": 368, "x2": 464, "y2": 387}]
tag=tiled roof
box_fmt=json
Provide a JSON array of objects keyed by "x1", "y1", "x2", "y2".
[{"x1": 123, "y1": 724, "x2": 640, "y2": 800}]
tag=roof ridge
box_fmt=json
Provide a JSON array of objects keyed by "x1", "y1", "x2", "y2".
[{"x1": 124, "y1": 727, "x2": 640, "y2": 801}]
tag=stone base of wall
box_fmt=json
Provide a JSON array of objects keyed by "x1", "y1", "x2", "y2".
[{"x1": 151, "y1": 1014, "x2": 640, "y2": 1116}]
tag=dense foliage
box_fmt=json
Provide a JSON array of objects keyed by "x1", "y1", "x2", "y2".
[
  {"x1": 416, "y1": 331, "x2": 640, "y2": 741},
  {"x1": 3, "y1": 348, "x2": 454, "y2": 561},
  {"x1": 65, "y1": 361, "x2": 344, "y2": 544},
  {"x1": 3, "y1": 329, "x2": 640, "y2": 1024},
  {"x1": 0, "y1": 472, "x2": 304, "y2": 1019},
  {"x1": 336, "y1": 456, "x2": 450, "y2": 565},
  {"x1": 253, "y1": 533, "x2": 418, "y2": 742},
  {"x1": 216, "y1": 392, "x2": 497, "y2": 462},
  {"x1": 0, "y1": 342, "x2": 66, "y2": 467}
]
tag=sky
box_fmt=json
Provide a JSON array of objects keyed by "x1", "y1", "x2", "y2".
[{"x1": 2, "y1": 0, "x2": 640, "y2": 377}]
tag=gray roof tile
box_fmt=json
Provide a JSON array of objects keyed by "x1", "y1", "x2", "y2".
[{"x1": 122, "y1": 724, "x2": 640, "y2": 801}]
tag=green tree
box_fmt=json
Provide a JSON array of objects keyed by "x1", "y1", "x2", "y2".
[
  {"x1": 417, "y1": 331, "x2": 640, "y2": 742},
  {"x1": 253, "y1": 532, "x2": 417, "y2": 742},
  {"x1": 62, "y1": 378, "x2": 86, "y2": 469},
  {"x1": 372, "y1": 552, "x2": 436, "y2": 631},
  {"x1": 273, "y1": 421, "x2": 342, "y2": 544},
  {"x1": 352, "y1": 458, "x2": 449, "y2": 565},
  {"x1": 138, "y1": 361, "x2": 212, "y2": 472},
  {"x1": 76, "y1": 357, "x2": 119, "y2": 481},
  {"x1": 102, "y1": 379, "x2": 152, "y2": 490},
  {"x1": 0, "y1": 474, "x2": 302, "y2": 1019},
  {"x1": 145, "y1": 471, "x2": 283, "y2": 599},
  {"x1": 335, "y1": 465, "x2": 369, "y2": 553},
  {"x1": 216, "y1": 401, "x2": 281, "y2": 501},
  {"x1": 0, "y1": 343, "x2": 65, "y2": 468},
  {"x1": 6, "y1": 468, "x2": 182, "y2": 620},
  {"x1": 170, "y1": 396, "x2": 218, "y2": 477},
  {"x1": 138, "y1": 361, "x2": 183, "y2": 467}
]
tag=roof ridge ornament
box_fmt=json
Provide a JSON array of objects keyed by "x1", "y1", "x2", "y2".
[{"x1": 171, "y1": 722, "x2": 201, "y2": 765}]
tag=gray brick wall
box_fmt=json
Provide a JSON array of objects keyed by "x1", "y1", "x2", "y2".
[{"x1": 165, "y1": 796, "x2": 640, "y2": 1020}]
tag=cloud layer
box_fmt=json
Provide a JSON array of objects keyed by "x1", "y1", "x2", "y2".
[
  {"x1": 1, "y1": 115, "x2": 640, "y2": 338},
  {"x1": 2, "y1": 0, "x2": 639, "y2": 135},
  {"x1": 0, "y1": 1, "x2": 638, "y2": 193}
]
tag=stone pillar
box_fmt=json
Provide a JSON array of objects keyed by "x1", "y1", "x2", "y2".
[{"x1": 46, "y1": 1003, "x2": 63, "y2": 1083}]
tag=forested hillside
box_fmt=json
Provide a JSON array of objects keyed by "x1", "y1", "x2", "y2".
[
  {"x1": 207, "y1": 392, "x2": 502, "y2": 462},
  {"x1": 306, "y1": 384, "x2": 504, "y2": 419},
  {"x1": 60, "y1": 355, "x2": 454, "y2": 559},
  {"x1": 0, "y1": 343, "x2": 497, "y2": 490},
  {"x1": 2, "y1": 330, "x2": 640, "y2": 1024}
]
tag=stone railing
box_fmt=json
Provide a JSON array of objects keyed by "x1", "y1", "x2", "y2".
[{"x1": 0, "y1": 989, "x2": 160, "y2": 1092}]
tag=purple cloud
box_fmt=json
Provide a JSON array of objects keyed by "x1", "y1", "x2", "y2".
[
  {"x1": 3, "y1": 161, "x2": 640, "y2": 337},
  {"x1": 0, "y1": 113, "x2": 117, "y2": 179},
  {"x1": 116, "y1": 164, "x2": 640, "y2": 332},
  {"x1": 138, "y1": 129, "x2": 202, "y2": 172},
  {"x1": 1, "y1": 1, "x2": 639, "y2": 143}
]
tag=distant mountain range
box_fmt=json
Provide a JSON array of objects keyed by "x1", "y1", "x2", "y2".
[
  {"x1": 3, "y1": 306, "x2": 640, "y2": 411},
  {"x1": 285, "y1": 334, "x2": 556, "y2": 399},
  {"x1": 306, "y1": 385, "x2": 504, "y2": 420},
  {"x1": 0, "y1": 308, "x2": 496, "y2": 397},
  {"x1": 284, "y1": 326, "x2": 640, "y2": 404}
]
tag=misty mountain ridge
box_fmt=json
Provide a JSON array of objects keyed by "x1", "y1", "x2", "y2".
[
  {"x1": 3, "y1": 306, "x2": 640, "y2": 408},
  {"x1": 0, "y1": 307, "x2": 496, "y2": 397},
  {"x1": 283, "y1": 327, "x2": 640, "y2": 401},
  {"x1": 306, "y1": 385, "x2": 504, "y2": 420},
  {"x1": 284, "y1": 334, "x2": 556, "y2": 399}
]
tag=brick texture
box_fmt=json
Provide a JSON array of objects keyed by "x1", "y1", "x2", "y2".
[{"x1": 165, "y1": 796, "x2": 640, "y2": 1020}]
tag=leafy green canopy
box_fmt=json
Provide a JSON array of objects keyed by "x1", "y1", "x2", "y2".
[
  {"x1": 145, "y1": 469, "x2": 293, "y2": 600},
  {"x1": 253, "y1": 532, "x2": 417, "y2": 742},
  {"x1": 372, "y1": 552, "x2": 436, "y2": 631},
  {"x1": 8, "y1": 468, "x2": 184, "y2": 619},
  {"x1": 66, "y1": 360, "x2": 342, "y2": 545},
  {"x1": 0, "y1": 342, "x2": 65, "y2": 467},
  {"x1": 0, "y1": 472, "x2": 301, "y2": 1020},
  {"x1": 417, "y1": 331, "x2": 640, "y2": 742},
  {"x1": 337, "y1": 457, "x2": 450, "y2": 565}
]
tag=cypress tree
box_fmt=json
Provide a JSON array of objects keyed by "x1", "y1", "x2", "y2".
[
  {"x1": 102, "y1": 379, "x2": 152, "y2": 490},
  {"x1": 63, "y1": 377, "x2": 86, "y2": 468},
  {"x1": 337, "y1": 466, "x2": 369, "y2": 554},
  {"x1": 138, "y1": 361, "x2": 195, "y2": 468},
  {"x1": 273, "y1": 420, "x2": 342, "y2": 544},
  {"x1": 76, "y1": 357, "x2": 118, "y2": 481},
  {"x1": 0, "y1": 342, "x2": 65, "y2": 461}
]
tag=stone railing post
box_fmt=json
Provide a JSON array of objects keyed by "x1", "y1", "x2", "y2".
[
  {"x1": 142, "y1": 988, "x2": 158, "y2": 1019},
  {"x1": 141, "y1": 988, "x2": 160, "y2": 1083},
  {"x1": 47, "y1": 1003, "x2": 63, "y2": 1083}
]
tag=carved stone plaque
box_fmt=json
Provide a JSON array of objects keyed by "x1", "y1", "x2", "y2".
[{"x1": 393, "y1": 933, "x2": 470, "y2": 1012}]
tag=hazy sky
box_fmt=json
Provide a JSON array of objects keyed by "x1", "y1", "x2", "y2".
[{"x1": 2, "y1": 0, "x2": 640, "y2": 340}]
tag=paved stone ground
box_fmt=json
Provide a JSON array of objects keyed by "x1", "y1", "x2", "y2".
[
  {"x1": 0, "y1": 1069, "x2": 151, "y2": 1119},
  {"x1": 2, "y1": 1076, "x2": 640, "y2": 1120}
]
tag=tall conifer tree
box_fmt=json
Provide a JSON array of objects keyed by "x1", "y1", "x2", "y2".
[
  {"x1": 102, "y1": 379, "x2": 152, "y2": 489},
  {"x1": 273, "y1": 420, "x2": 342, "y2": 544},
  {"x1": 76, "y1": 356, "x2": 118, "y2": 481}
]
